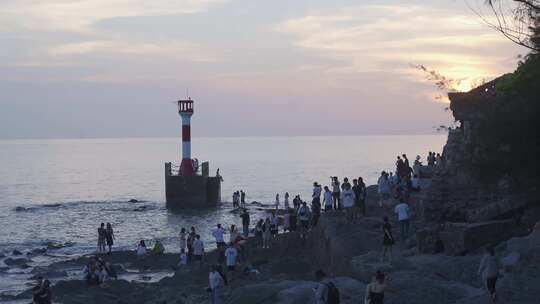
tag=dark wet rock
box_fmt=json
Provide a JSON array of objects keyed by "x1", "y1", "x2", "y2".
[
  {"x1": 30, "y1": 248, "x2": 47, "y2": 255},
  {"x1": 133, "y1": 206, "x2": 147, "y2": 212},
  {"x1": 12, "y1": 249, "x2": 23, "y2": 255},
  {"x1": 129, "y1": 199, "x2": 139, "y2": 203},
  {"x1": 4, "y1": 257, "x2": 31, "y2": 267},
  {"x1": 0, "y1": 252, "x2": 5, "y2": 258},
  {"x1": 30, "y1": 267, "x2": 68, "y2": 279}
]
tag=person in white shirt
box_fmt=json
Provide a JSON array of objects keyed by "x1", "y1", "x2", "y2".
[
  {"x1": 178, "y1": 248, "x2": 188, "y2": 266},
  {"x1": 394, "y1": 200, "x2": 410, "y2": 240},
  {"x1": 377, "y1": 171, "x2": 391, "y2": 207},
  {"x1": 192, "y1": 234, "x2": 204, "y2": 268},
  {"x1": 341, "y1": 183, "x2": 356, "y2": 222},
  {"x1": 478, "y1": 247, "x2": 499, "y2": 303},
  {"x1": 275, "y1": 193, "x2": 280, "y2": 210},
  {"x1": 209, "y1": 265, "x2": 224, "y2": 304},
  {"x1": 179, "y1": 228, "x2": 187, "y2": 252},
  {"x1": 323, "y1": 186, "x2": 333, "y2": 212},
  {"x1": 212, "y1": 224, "x2": 226, "y2": 248},
  {"x1": 297, "y1": 202, "x2": 310, "y2": 239},
  {"x1": 136, "y1": 240, "x2": 147, "y2": 260},
  {"x1": 331, "y1": 177, "x2": 341, "y2": 210},
  {"x1": 224, "y1": 244, "x2": 238, "y2": 274},
  {"x1": 229, "y1": 225, "x2": 239, "y2": 244}
]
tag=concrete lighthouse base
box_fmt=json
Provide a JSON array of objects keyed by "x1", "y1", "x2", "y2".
[{"x1": 164, "y1": 162, "x2": 221, "y2": 209}]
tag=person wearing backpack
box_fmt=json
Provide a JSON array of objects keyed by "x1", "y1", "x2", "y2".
[{"x1": 314, "y1": 270, "x2": 340, "y2": 304}]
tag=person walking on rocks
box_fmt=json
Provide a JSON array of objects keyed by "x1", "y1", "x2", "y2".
[
  {"x1": 331, "y1": 177, "x2": 341, "y2": 210},
  {"x1": 275, "y1": 193, "x2": 280, "y2": 210},
  {"x1": 192, "y1": 234, "x2": 205, "y2": 268},
  {"x1": 381, "y1": 217, "x2": 394, "y2": 264},
  {"x1": 105, "y1": 223, "x2": 115, "y2": 254},
  {"x1": 240, "y1": 209, "x2": 250, "y2": 237},
  {"x1": 394, "y1": 200, "x2": 410, "y2": 240},
  {"x1": 365, "y1": 271, "x2": 387, "y2": 304},
  {"x1": 97, "y1": 223, "x2": 106, "y2": 253},
  {"x1": 478, "y1": 247, "x2": 499, "y2": 303}
]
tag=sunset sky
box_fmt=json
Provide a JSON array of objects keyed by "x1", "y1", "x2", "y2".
[{"x1": 0, "y1": 0, "x2": 525, "y2": 139}]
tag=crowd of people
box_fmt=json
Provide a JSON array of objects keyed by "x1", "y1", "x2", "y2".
[{"x1": 34, "y1": 150, "x2": 496, "y2": 304}]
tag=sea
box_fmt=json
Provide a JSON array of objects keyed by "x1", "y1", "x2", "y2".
[{"x1": 0, "y1": 135, "x2": 446, "y2": 295}]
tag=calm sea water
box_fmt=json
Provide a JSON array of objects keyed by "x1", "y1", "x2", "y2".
[{"x1": 0, "y1": 135, "x2": 445, "y2": 294}]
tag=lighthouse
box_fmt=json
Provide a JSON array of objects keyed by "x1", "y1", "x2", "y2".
[
  {"x1": 178, "y1": 98, "x2": 195, "y2": 176},
  {"x1": 164, "y1": 97, "x2": 222, "y2": 209}
]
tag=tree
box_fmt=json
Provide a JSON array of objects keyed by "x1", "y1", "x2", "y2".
[{"x1": 469, "y1": 0, "x2": 540, "y2": 52}]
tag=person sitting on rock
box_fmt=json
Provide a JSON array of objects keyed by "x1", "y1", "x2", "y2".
[
  {"x1": 314, "y1": 270, "x2": 340, "y2": 304},
  {"x1": 151, "y1": 239, "x2": 165, "y2": 255}
]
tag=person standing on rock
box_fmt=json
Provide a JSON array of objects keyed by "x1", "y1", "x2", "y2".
[
  {"x1": 298, "y1": 202, "x2": 311, "y2": 239},
  {"x1": 284, "y1": 192, "x2": 290, "y2": 209},
  {"x1": 225, "y1": 243, "x2": 238, "y2": 275},
  {"x1": 394, "y1": 200, "x2": 410, "y2": 241},
  {"x1": 341, "y1": 183, "x2": 355, "y2": 222},
  {"x1": 33, "y1": 279, "x2": 52, "y2": 304},
  {"x1": 377, "y1": 172, "x2": 391, "y2": 208},
  {"x1": 97, "y1": 223, "x2": 106, "y2": 253},
  {"x1": 358, "y1": 177, "x2": 367, "y2": 216},
  {"x1": 262, "y1": 218, "x2": 272, "y2": 249},
  {"x1": 179, "y1": 227, "x2": 187, "y2": 253},
  {"x1": 381, "y1": 217, "x2": 394, "y2": 265},
  {"x1": 192, "y1": 234, "x2": 205, "y2": 268},
  {"x1": 275, "y1": 193, "x2": 280, "y2": 210},
  {"x1": 209, "y1": 264, "x2": 225, "y2": 304},
  {"x1": 331, "y1": 177, "x2": 341, "y2": 210},
  {"x1": 323, "y1": 186, "x2": 333, "y2": 212},
  {"x1": 187, "y1": 227, "x2": 196, "y2": 262},
  {"x1": 240, "y1": 209, "x2": 250, "y2": 237},
  {"x1": 478, "y1": 247, "x2": 499, "y2": 303},
  {"x1": 289, "y1": 208, "x2": 298, "y2": 232},
  {"x1": 105, "y1": 223, "x2": 114, "y2": 254},
  {"x1": 212, "y1": 224, "x2": 227, "y2": 248},
  {"x1": 240, "y1": 190, "x2": 246, "y2": 208}
]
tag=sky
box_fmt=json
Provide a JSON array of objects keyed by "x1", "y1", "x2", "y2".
[{"x1": 0, "y1": 0, "x2": 526, "y2": 139}]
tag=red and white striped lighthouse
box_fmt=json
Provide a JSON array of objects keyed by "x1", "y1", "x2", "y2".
[{"x1": 177, "y1": 98, "x2": 195, "y2": 176}]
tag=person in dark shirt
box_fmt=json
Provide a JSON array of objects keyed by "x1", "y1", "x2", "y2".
[{"x1": 240, "y1": 209, "x2": 250, "y2": 237}]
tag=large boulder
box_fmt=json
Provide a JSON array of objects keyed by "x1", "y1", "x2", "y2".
[{"x1": 439, "y1": 220, "x2": 516, "y2": 255}]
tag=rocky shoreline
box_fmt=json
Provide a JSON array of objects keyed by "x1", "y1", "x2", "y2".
[{"x1": 3, "y1": 182, "x2": 540, "y2": 303}]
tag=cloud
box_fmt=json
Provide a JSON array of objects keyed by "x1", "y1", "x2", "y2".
[
  {"x1": 0, "y1": 0, "x2": 227, "y2": 33},
  {"x1": 275, "y1": 4, "x2": 523, "y2": 91}
]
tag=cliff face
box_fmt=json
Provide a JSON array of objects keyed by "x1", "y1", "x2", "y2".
[{"x1": 415, "y1": 76, "x2": 540, "y2": 255}]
